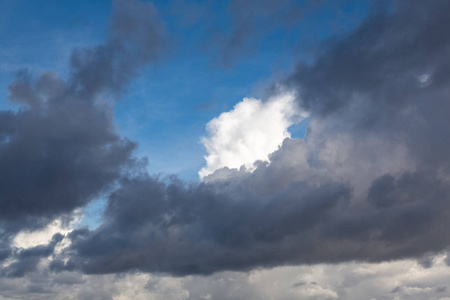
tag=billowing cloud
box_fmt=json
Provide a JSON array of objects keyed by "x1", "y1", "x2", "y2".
[
  {"x1": 199, "y1": 92, "x2": 306, "y2": 179},
  {"x1": 0, "y1": 0, "x2": 167, "y2": 273},
  {"x1": 41, "y1": 0, "x2": 450, "y2": 278}
]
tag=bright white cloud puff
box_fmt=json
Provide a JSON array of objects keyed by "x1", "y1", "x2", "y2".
[{"x1": 199, "y1": 92, "x2": 307, "y2": 179}]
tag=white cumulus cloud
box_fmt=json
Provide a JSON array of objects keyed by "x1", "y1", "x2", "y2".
[{"x1": 199, "y1": 92, "x2": 307, "y2": 179}]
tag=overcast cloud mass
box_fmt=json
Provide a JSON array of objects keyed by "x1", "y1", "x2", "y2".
[{"x1": 1, "y1": 0, "x2": 450, "y2": 299}]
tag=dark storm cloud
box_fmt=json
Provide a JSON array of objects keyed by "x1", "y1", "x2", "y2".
[
  {"x1": 54, "y1": 162, "x2": 450, "y2": 276},
  {"x1": 54, "y1": 175, "x2": 351, "y2": 275},
  {"x1": 46, "y1": 0, "x2": 450, "y2": 276},
  {"x1": 1, "y1": 70, "x2": 135, "y2": 235},
  {"x1": 0, "y1": 0, "x2": 166, "y2": 239},
  {"x1": 287, "y1": 0, "x2": 450, "y2": 121}
]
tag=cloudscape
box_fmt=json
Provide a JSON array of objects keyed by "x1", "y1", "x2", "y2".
[{"x1": 1, "y1": 0, "x2": 450, "y2": 299}]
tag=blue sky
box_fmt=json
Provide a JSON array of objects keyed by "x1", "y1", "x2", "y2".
[{"x1": 0, "y1": 0, "x2": 370, "y2": 180}]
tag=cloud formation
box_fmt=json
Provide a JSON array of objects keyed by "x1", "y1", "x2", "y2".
[
  {"x1": 199, "y1": 92, "x2": 306, "y2": 179},
  {"x1": 0, "y1": 0, "x2": 166, "y2": 266},
  {"x1": 44, "y1": 0, "x2": 450, "y2": 278}
]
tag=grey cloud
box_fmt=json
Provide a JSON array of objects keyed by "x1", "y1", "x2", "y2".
[
  {"x1": 1, "y1": 233, "x2": 63, "y2": 278},
  {"x1": 1, "y1": 70, "x2": 136, "y2": 234},
  {"x1": 52, "y1": 272, "x2": 86, "y2": 285},
  {"x1": 71, "y1": 0, "x2": 167, "y2": 97},
  {"x1": 4, "y1": 259, "x2": 450, "y2": 300},
  {"x1": 0, "y1": 0, "x2": 166, "y2": 245},
  {"x1": 282, "y1": 0, "x2": 450, "y2": 261},
  {"x1": 287, "y1": 0, "x2": 450, "y2": 121},
  {"x1": 56, "y1": 160, "x2": 450, "y2": 276},
  {"x1": 292, "y1": 281, "x2": 306, "y2": 288},
  {"x1": 54, "y1": 175, "x2": 349, "y2": 275}
]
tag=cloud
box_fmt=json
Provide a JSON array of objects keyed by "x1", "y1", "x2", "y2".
[
  {"x1": 199, "y1": 92, "x2": 306, "y2": 179},
  {"x1": 0, "y1": 0, "x2": 167, "y2": 276},
  {"x1": 1, "y1": 233, "x2": 63, "y2": 278},
  {"x1": 12, "y1": 216, "x2": 80, "y2": 250},
  {"x1": 3, "y1": 256, "x2": 450, "y2": 299},
  {"x1": 0, "y1": 0, "x2": 166, "y2": 233},
  {"x1": 54, "y1": 155, "x2": 450, "y2": 276},
  {"x1": 48, "y1": 174, "x2": 349, "y2": 275},
  {"x1": 41, "y1": 0, "x2": 450, "y2": 278}
]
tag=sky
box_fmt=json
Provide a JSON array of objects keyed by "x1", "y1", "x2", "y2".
[{"x1": 1, "y1": 0, "x2": 450, "y2": 299}]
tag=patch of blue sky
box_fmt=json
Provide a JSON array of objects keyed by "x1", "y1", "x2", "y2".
[
  {"x1": 289, "y1": 117, "x2": 310, "y2": 139},
  {"x1": 76, "y1": 197, "x2": 107, "y2": 230}
]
